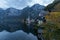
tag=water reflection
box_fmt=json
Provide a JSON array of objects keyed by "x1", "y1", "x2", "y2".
[{"x1": 0, "y1": 30, "x2": 38, "y2": 40}]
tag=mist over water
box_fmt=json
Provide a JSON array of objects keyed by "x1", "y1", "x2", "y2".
[{"x1": 0, "y1": 30, "x2": 38, "y2": 40}]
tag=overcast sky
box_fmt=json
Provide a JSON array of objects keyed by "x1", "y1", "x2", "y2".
[{"x1": 0, "y1": 0, "x2": 54, "y2": 9}]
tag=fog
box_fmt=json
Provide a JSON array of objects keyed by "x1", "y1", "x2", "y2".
[{"x1": 0, "y1": 30, "x2": 38, "y2": 40}]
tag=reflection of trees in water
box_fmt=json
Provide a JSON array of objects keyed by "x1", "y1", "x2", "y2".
[{"x1": 0, "y1": 15, "x2": 46, "y2": 40}]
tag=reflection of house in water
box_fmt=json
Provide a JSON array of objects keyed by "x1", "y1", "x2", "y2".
[
  {"x1": 37, "y1": 27, "x2": 45, "y2": 40},
  {"x1": 34, "y1": 14, "x2": 46, "y2": 40}
]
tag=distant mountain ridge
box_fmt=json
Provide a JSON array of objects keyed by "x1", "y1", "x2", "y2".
[
  {"x1": 0, "y1": 4, "x2": 45, "y2": 16},
  {"x1": 31, "y1": 4, "x2": 45, "y2": 11},
  {"x1": 0, "y1": 4, "x2": 46, "y2": 20}
]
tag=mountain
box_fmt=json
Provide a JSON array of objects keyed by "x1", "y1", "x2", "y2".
[
  {"x1": 45, "y1": 0, "x2": 60, "y2": 12},
  {"x1": 20, "y1": 4, "x2": 46, "y2": 19},
  {"x1": 45, "y1": 0, "x2": 60, "y2": 31},
  {"x1": 0, "y1": 4, "x2": 47, "y2": 32},
  {"x1": 45, "y1": 0, "x2": 60, "y2": 23},
  {"x1": 5, "y1": 8, "x2": 21, "y2": 16},
  {"x1": 31, "y1": 4, "x2": 45, "y2": 11},
  {"x1": 52, "y1": 3, "x2": 60, "y2": 12}
]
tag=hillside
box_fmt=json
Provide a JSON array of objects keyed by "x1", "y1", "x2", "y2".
[
  {"x1": 43, "y1": 0, "x2": 60, "y2": 40},
  {"x1": 45, "y1": 0, "x2": 60, "y2": 12},
  {"x1": 45, "y1": 0, "x2": 60, "y2": 28},
  {"x1": 45, "y1": 12, "x2": 60, "y2": 28}
]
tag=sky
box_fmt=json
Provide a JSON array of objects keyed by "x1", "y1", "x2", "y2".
[{"x1": 0, "y1": 0, "x2": 54, "y2": 9}]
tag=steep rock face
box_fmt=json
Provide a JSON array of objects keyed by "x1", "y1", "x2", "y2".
[
  {"x1": 54, "y1": 0, "x2": 60, "y2": 2},
  {"x1": 45, "y1": 0, "x2": 60, "y2": 12},
  {"x1": 51, "y1": 0, "x2": 60, "y2": 12},
  {"x1": 52, "y1": 3, "x2": 60, "y2": 12}
]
